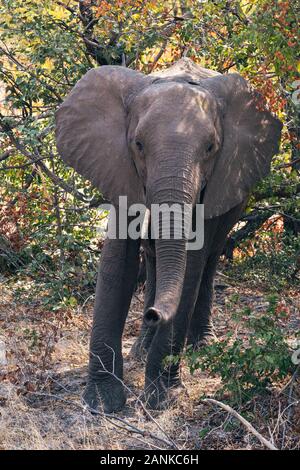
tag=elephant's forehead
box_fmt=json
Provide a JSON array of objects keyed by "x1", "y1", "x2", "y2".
[{"x1": 134, "y1": 81, "x2": 215, "y2": 116}]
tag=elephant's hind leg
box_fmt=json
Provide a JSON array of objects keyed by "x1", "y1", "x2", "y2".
[
  {"x1": 130, "y1": 251, "x2": 157, "y2": 361},
  {"x1": 82, "y1": 236, "x2": 140, "y2": 414},
  {"x1": 187, "y1": 202, "x2": 246, "y2": 349},
  {"x1": 186, "y1": 253, "x2": 218, "y2": 348}
]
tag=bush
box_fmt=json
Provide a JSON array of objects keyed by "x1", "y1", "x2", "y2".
[
  {"x1": 184, "y1": 295, "x2": 297, "y2": 404},
  {"x1": 227, "y1": 232, "x2": 300, "y2": 290}
]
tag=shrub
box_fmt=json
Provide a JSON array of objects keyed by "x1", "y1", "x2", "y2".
[{"x1": 184, "y1": 295, "x2": 297, "y2": 404}]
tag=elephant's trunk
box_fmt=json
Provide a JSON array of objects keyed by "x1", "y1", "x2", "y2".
[
  {"x1": 144, "y1": 173, "x2": 197, "y2": 326},
  {"x1": 144, "y1": 237, "x2": 187, "y2": 326}
]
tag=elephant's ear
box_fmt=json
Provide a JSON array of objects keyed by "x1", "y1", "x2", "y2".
[
  {"x1": 202, "y1": 74, "x2": 282, "y2": 218},
  {"x1": 55, "y1": 66, "x2": 147, "y2": 206}
]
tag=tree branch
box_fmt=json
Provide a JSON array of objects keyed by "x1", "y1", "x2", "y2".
[
  {"x1": 0, "y1": 150, "x2": 13, "y2": 162},
  {"x1": 0, "y1": 113, "x2": 106, "y2": 205},
  {"x1": 202, "y1": 398, "x2": 278, "y2": 450},
  {"x1": 78, "y1": 0, "x2": 110, "y2": 65},
  {"x1": 0, "y1": 42, "x2": 62, "y2": 102}
]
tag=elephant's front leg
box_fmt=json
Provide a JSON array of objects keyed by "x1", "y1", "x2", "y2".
[
  {"x1": 82, "y1": 237, "x2": 140, "y2": 414},
  {"x1": 144, "y1": 251, "x2": 204, "y2": 409}
]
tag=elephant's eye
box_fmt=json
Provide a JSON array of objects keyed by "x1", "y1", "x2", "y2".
[
  {"x1": 135, "y1": 141, "x2": 143, "y2": 152},
  {"x1": 206, "y1": 143, "x2": 214, "y2": 153}
]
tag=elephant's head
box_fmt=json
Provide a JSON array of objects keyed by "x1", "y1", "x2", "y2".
[{"x1": 55, "y1": 59, "x2": 282, "y2": 326}]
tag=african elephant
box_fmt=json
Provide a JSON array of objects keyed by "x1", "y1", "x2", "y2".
[{"x1": 55, "y1": 58, "x2": 282, "y2": 412}]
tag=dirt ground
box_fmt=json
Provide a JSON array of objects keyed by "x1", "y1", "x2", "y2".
[{"x1": 0, "y1": 272, "x2": 299, "y2": 450}]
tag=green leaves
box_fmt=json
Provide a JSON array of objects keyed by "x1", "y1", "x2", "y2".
[{"x1": 185, "y1": 297, "x2": 295, "y2": 404}]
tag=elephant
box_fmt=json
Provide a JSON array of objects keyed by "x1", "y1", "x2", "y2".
[{"x1": 55, "y1": 58, "x2": 282, "y2": 412}]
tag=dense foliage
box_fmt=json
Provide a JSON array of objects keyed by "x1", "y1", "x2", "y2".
[{"x1": 0, "y1": 0, "x2": 299, "y2": 308}]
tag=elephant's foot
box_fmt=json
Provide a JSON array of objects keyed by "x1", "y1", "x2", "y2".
[
  {"x1": 82, "y1": 379, "x2": 126, "y2": 414},
  {"x1": 143, "y1": 376, "x2": 186, "y2": 410}
]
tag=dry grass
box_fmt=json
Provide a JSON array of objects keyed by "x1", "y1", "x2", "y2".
[{"x1": 0, "y1": 276, "x2": 299, "y2": 450}]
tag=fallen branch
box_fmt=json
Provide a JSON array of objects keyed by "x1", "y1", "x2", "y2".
[
  {"x1": 202, "y1": 398, "x2": 278, "y2": 450},
  {"x1": 104, "y1": 415, "x2": 168, "y2": 449}
]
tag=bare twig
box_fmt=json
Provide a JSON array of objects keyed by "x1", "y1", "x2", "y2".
[
  {"x1": 28, "y1": 390, "x2": 171, "y2": 449},
  {"x1": 202, "y1": 398, "x2": 278, "y2": 450},
  {"x1": 279, "y1": 365, "x2": 299, "y2": 395},
  {"x1": 285, "y1": 367, "x2": 300, "y2": 442},
  {"x1": 104, "y1": 415, "x2": 167, "y2": 449}
]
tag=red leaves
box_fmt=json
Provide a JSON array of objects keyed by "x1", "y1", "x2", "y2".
[
  {"x1": 251, "y1": 74, "x2": 286, "y2": 116},
  {"x1": 0, "y1": 193, "x2": 29, "y2": 251}
]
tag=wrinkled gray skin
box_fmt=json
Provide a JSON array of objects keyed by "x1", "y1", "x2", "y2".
[{"x1": 55, "y1": 59, "x2": 282, "y2": 412}]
